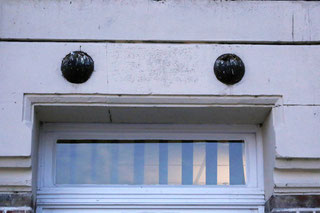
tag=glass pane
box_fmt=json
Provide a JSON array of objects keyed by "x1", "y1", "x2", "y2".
[{"x1": 55, "y1": 140, "x2": 246, "y2": 185}]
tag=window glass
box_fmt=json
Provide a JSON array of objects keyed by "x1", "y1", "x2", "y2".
[{"x1": 55, "y1": 140, "x2": 246, "y2": 185}]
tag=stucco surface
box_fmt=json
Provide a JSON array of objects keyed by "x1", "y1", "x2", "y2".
[
  {"x1": 0, "y1": 42, "x2": 320, "y2": 158},
  {"x1": 0, "y1": 0, "x2": 320, "y2": 198},
  {"x1": 0, "y1": 0, "x2": 320, "y2": 42}
]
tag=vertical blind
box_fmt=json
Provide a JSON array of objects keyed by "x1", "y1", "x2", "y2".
[{"x1": 56, "y1": 140, "x2": 246, "y2": 185}]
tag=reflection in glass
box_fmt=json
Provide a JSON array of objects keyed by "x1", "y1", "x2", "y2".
[{"x1": 56, "y1": 140, "x2": 246, "y2": 185}]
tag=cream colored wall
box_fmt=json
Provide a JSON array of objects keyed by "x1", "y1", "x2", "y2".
[{"x1": 0, "y1": 0, "x2": 319, "y2": 198}]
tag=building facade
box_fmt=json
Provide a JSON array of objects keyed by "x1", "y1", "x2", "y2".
[{"x1": 0, "y1": 0, "x2": 320, "y2": 212}]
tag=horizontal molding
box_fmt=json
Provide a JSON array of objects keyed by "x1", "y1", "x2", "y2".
[
  {"x1": 1, "y1": 0, "x2": 319, "y2": 42},
  {"x1": 273, "y1": 168, "x2": 320, "y2": 193},
  {"x1": 37, "y1": 187, "x2": 265, "y2": 195},
  {"x1": 275, "y1": 158, "x2": 320, "y2": 170},
  {"x1": 38, "y1": 206, "x2": 263, "y2": 212},
  {"x1": 2, "y1": 38, "x2": 320, "y2": 45},
  {"x1": 37, "y1": 194, "x2": 265, "y2": 207},
  {"x1": 25, "y1": 94, "x2": 281, "y2": 106},
  {"x1": 37, "y1": 187, "x2": 265, "y2": 206},
  {"x1": 275, "y1": 183, "x2": 320, "y2": 188},
  {"x1": 0, "y1": 186, "x2": 32, "y2": 192},
  {"x1": 274, "y1": 183, "x2": 320, "y2": 194},
  {"x1": 0, "y1": 181, "x2": 32, "y2": 187},
  {"x1": 0, "y1": 168, "x2": 32, "y2": 187},
  {"x1": 0, "y1": 157, "x2": 31, "y2": 168},
  {"x1": 37, "y1": 200, "x2": 265, "y2": 207}
]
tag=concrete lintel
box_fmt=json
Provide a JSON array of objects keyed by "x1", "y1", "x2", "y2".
[{"x1": 23, "y1": 94, "x2": 281, "y2": 124}]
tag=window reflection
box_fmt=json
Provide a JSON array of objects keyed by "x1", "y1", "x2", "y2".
[{"x1": 56, "y1": 140, "x2": 246, "y2": 185}]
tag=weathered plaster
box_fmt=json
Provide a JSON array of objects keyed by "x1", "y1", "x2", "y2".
[
  {"x1": 1, "y1": 1, "x2": 320, "y2": 42},
  {"x1": 0, "y1": 0, "x2": 320, "y2": 208}
]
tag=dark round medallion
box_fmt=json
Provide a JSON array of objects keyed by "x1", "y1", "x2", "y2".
[
  {"x1": 61, "y1": 51, "x2": 94, "y2": 83},
  {"x1": 214, "y1": 54, "x2": 245, "y2": 85}
]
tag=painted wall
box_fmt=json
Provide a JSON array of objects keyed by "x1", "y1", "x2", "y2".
[{"x1": 0, "y1": 0, "x2": 320, "y2": 205}]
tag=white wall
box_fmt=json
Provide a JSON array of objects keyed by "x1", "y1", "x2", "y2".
[
  {"x1": 1, "y1": 0, "x2": 320, "y2": 42},
  {"x1": 0, "y1": 0, "x2": 319, "y2": 196}
]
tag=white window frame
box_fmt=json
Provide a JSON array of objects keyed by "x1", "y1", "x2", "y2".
[{"x1": 37, "y1": 123, "x2": 264, "y2": 212}]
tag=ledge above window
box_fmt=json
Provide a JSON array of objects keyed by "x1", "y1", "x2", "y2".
[{"x1": 24, "y1": 94, "x2": 281, "y2": 125}]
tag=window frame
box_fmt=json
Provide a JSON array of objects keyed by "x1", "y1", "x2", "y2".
[{"x1": 37, "y1": 123, "x2": 264, "y2": 212}]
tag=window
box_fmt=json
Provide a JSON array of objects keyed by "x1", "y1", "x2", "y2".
[
  {"x1": 55, "y1": 140, "x2": 246, "y2": 186},
  {"x1": 37, "y1": 124, "x2": 264, "y2": 213}
]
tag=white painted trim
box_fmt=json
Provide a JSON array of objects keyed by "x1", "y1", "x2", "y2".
[
  {"x1": 37, "y1": 206, "x2": 263, "y2": 213},
  {"x1": 37, "y1": 123, "x2": 264, "y2": 212}
]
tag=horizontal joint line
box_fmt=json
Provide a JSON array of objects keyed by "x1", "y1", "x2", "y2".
[{"x1": 2, "y1": 38, "x2": 320, "y2": 45}]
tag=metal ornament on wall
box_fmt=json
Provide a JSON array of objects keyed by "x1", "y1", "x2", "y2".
[
  {"x1": 214, "y1": 54, "x2": 245, "y2": 85},
  {"x1": 61, "y1": 51, "x2": 94, "y2": 83}
]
